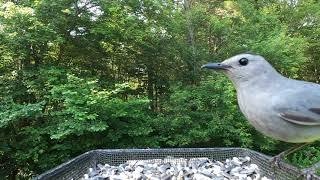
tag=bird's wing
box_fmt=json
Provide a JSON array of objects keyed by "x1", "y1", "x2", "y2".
[
  {"x1": 279, "y1": 109, "x2": 320, "y2": 125},
  {"x1": 274, "y1": 83, "x2": 320, "y2": 126}
]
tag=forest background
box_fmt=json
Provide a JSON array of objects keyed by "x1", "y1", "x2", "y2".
[{"x1": 0, "y1": 0, "x2": 320, "y2": 178}]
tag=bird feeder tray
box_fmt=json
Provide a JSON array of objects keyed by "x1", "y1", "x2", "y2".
[{"x1": 36, "y1": 148, "x2": 319, "y2": 180}]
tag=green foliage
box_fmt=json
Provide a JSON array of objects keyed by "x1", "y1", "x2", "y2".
[
  {"x1": 0, "y1": 67, "x2": 156, "y2": 178},
  {"x1": 0, "y1": 0, "x2": 319, "y2": 178},
  {"x1": 152, "y1": 76, "x2": 254, "y2": 148}
]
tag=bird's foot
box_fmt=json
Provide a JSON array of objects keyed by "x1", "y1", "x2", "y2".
[
  {"x1": 299, "y1": 161, "x2": 320, "y2": 180},
  {"x1": 269, "y1": 143, "x2": 309, "y2": 169},
  {"x1": 299, "y1": 168, "x2": 316, "y2": 180},
  {"x1": 269, "y1": 154, "x2": 284, "y2": 169}
]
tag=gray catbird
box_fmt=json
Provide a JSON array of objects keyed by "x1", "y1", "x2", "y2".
[{"x1": 202, "y1": 53, "x2": 320, "y2": 176}]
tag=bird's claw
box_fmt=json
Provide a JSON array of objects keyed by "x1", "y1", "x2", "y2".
[
  {"x1": 269, "y1": 154, "x2": 283, "y2": 169},
  {"x1": 299, "y1": 168, "x2": 315, "y2": 180}
]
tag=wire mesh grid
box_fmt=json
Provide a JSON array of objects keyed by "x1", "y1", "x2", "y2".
[{"x1": 35, "y1": 148, "x2": 320, "y2": 180}]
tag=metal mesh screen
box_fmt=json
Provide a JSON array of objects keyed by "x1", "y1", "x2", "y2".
[{"x1": 35, "y1": 148, "x2": 320, "y2": 180}]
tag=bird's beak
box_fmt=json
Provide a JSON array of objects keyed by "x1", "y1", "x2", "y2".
[{"x1": 201, "y1": 63, "x2": 230, "y2": 70}]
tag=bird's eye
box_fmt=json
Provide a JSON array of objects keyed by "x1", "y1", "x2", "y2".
[{"x1": 239, "y1": 58, "x2": 249, "y2": 66}]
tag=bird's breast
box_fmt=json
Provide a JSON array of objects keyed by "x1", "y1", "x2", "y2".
[
  {"x1": 237, "y1": 89, "x2": 320, "y2": 143},
  {"x1": 237, "y1": 90, "x2": 281, "y2": 139}
]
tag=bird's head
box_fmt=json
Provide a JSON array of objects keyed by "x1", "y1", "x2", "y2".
[{"x1": 202, "y1": 53, "x2": 279, "y2": 87}]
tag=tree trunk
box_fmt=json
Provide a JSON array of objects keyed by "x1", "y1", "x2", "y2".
[
  {"x1": 183, "y1": 0, "x2": 197, "y2": 85},
  {"x1": 147, "y1": 69, "x2": 155, "y2": 111}
]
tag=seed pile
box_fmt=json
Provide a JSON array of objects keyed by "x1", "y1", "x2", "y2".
[{"x1": 81, "y1": 156, "x2": 271, "y2": 180}]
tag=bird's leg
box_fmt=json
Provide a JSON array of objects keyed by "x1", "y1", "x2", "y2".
[
  {"x1": 270, "y1": 143, "x2": 309, "y2": 168},
  {"x1": 299, "y1": 161, "x2": 320, "y2": 180}
]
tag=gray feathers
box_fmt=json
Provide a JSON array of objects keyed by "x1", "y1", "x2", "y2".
[
  {"x1": 203, "y1": 53, "x2": 320, "y2": 143},
  {"x1": 279, "y1": 112, "x2": 320, "y2": 126}
]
